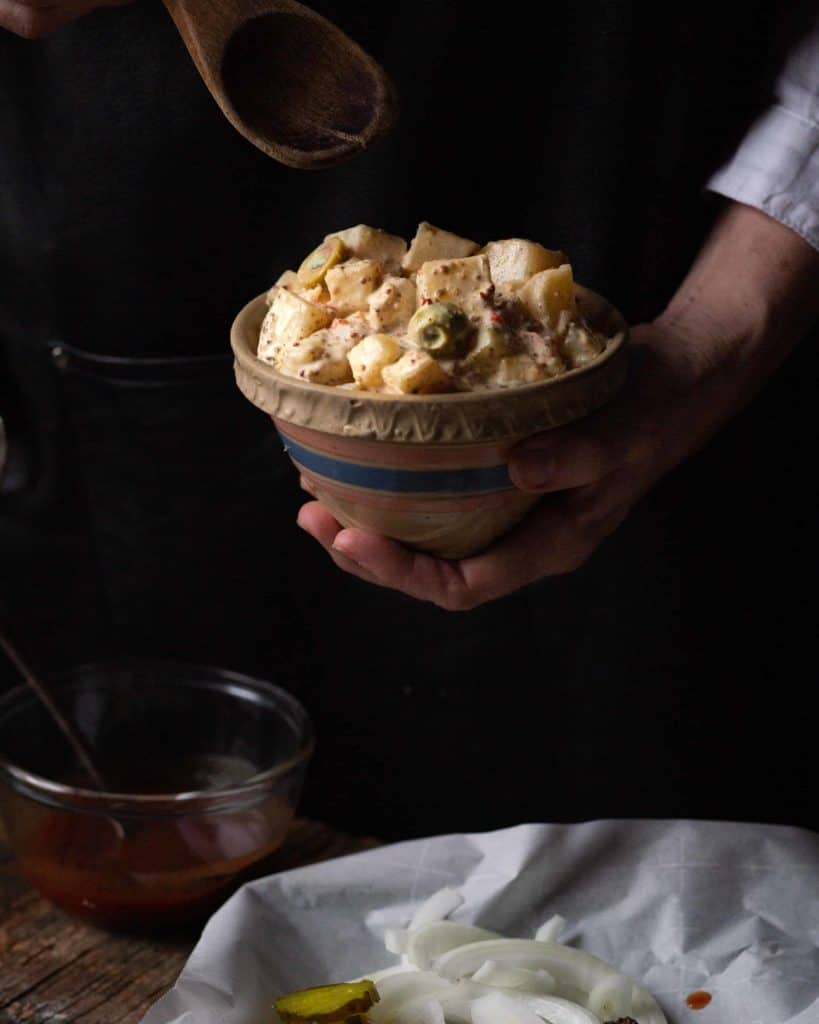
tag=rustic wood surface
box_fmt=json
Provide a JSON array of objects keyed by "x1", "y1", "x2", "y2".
[{"x1": 0, "y1": 819, "x2": 379, "y2": 1024}]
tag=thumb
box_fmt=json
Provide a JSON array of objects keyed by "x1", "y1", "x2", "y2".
[{"x1": 508, "y1": 333, "x2": 660, "y2": 493}]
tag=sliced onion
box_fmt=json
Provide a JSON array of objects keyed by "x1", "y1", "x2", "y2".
[
  {"x1": 453, "y1": 986, "x2": 601, "y2": 1024},
  {"x1": 368, "y1": 971, "x2": 454, "y2": 1024},
  {"x1": 471, "y1": 962, "x2": 556, "y2": 995},
  {"x1": 434, "y1": 940, "x2": 618, "y2": 994},
  {"x1": 534, "y1": 915, "x2": 566, "y2": 944},
  {"x1": 430, "y1": 980, "x2": 491, "y2": 1024},
  {"x1": 406, "y1": 922, "x2": 500, "y2": 971},
  {"x1": 360, "y1": 909, "x2": 667, "y2": 1024},
  {"x1": 507, "y1": 994, "x2": 601, "y2": 1024},
  {"x1": 410, "y1": 888, "x2": 465, "y2": 930},
  {"x1": 587, "y1": 974, "x2": 632, "y2": 1019},
  {"x1": 386, "y1": 929, "x2": 411, "y2": 955},
  {"x1": 353, "y1": 965, "x2": 416, "y2": 985},
  {"x1": 517, "y1": 979, "x2": 663, "y2": 1024},
  {"x1": 630, "y1": 986, "x2": 668, "y2": 1024},
  {"x1": 392, "y1": 998, "x2": 446, "y2": 1024},
  {"x1": 471, "y1": 991, "x2": 545, "y2": 1024}
]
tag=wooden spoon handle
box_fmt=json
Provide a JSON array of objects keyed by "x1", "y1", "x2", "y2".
[
  {"x1": 161, "y1": 0, "x2": 263, "y2": 93},
  {"x1": 0, "y1": 630, "x2": 107, "y2": 791}
]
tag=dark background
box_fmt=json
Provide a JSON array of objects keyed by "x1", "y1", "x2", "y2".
[{"x1": 1, "y1": 1, "x2": 817, "y2": 838}]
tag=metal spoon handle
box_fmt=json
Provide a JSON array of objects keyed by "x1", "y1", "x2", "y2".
[{"x1": 0, "y1": 630, "x2": 107, "y2": 791}]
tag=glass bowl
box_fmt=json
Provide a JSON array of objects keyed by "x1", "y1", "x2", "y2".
[{"x1": 0, "y1": 660, "x2": 314, "y2": 931}]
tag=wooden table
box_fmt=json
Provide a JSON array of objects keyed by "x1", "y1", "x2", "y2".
[{"x1": 0, "y1": 819, "x2": 378, "y2": 1024}]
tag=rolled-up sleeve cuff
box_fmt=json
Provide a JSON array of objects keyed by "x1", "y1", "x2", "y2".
[{"x1": 706, "y1": 104, "x2": 819, "y2": 251}]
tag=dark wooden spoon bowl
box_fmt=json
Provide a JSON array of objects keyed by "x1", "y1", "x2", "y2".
[{"x1": 162, "y1": 0, "x2": 398, "y2": 169}]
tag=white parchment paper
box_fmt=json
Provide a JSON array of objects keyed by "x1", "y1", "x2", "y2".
[{"x1": 141, "y1": 820, "x2": 819, "y2": 1024}]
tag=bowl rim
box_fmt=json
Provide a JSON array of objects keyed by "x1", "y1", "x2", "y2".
[
  {"x1": 231, "y1": 285, "x2": 629, "y2": 444},
  {"x1": 0, "y1": 659, "x2": 315, "y2": 816}
]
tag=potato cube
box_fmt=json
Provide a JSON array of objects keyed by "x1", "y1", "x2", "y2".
[
  {"x1": 492, "y1": 280, "x2": 527, "y2": 304},
  {"x1": 328, "y1": 311, "x2": 370, "y2": 348},
  {"x1": 403, "y1": 222, "x2": 479, "y2": 272},
  {"x1": 348, "y1": 333, "x2": 402, "y2": 389},
  {"x1": 267, "y1": 275, "x2": 327, "y2": 306},
  {"x1": 325, "y1": 224, "x2": 407, "y2": 273},
  {"x1": 562, "y1": 323, "x2": 605, "y2": 368},
  {"x1": 276, "y1": 330, "x2": 328, "y2": 371},
  {"x1": 461, "y1": 324, "x2": 512, "y2": 374},
  {"x1": 367, "y1": 276, "x2": 417, "y2": 331},
  {"x1": 415, "y1": 254, "x2": 493, "y2": 319},
  {"x1": 381, "y1": 350, "x2": 451, "y2": 394},
  {"x1": 257, "y1": 288, "x2": 332, "y2": 363},
  {"x1": 519, "y1": 264, "x2": 576, "y2": 328},
  {"x1": 276, "y1": 268, "x2": 299, "y2": 287},
  {"x1": 278, "y1": 329, "x2": 353, "y2": 385},
  {"x1": 484, "y1": 239, "x2": 565, "y2": 287},
  {"x1": 521, "y1": 332, "x2": 567, "y2": 377},
  {"x1": 493, "y1": 354, "x2": 546, "y2": 386},
  {"x1": 266, "y1": 270, "x2": 299, "y2": 304},
  {"x1": 258, "y1": 306, "x2": 283, "y2": 364},
  {"x1": 326, "y1": 259, "x2": 383, "y2": 315}
]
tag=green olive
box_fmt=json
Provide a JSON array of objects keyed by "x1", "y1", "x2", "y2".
[
  {"x1": 408, "y1": 302, "x2": 472, "y2": 358},
  {"x1": 297, "y1": 237, "x2": 345, "y2": 287}
]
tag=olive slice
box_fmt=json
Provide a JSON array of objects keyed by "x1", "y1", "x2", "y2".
[
  {"x1": 298, "y1": 237, "x2": 346, "y2": 287},
  {"x1": 408, "y1": 301, "x2": 472, "y2": 359}
]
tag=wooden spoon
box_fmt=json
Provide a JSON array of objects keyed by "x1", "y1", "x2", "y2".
[
  {"x1": 0, "y1": 632, "x2": 131, "y2": 848},
  {"x1": 0, "y1": 630, "x2": 107, "y2": 791},
  {"x1": 162, "y1": 0, "x2": 398, "y2": 169}
]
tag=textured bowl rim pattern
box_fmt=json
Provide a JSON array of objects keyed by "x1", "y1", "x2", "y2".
[
  {"x1": 231, "y1": 285, "x2": 629, "y2": 444},
  {"x1": 0, "y1": 660, "x2": 315, "y2": 817}
]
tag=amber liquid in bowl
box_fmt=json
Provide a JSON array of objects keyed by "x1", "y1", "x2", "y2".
[
  {"x1": 10, "y1": 754, "x2": 291, "y2": 930},
  {"x1": 0, "y1": 662, "x2": 314, "y2": 932}
]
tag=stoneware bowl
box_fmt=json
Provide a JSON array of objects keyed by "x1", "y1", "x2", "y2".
[{"x1": 231, "y1": 286, "x2": 628, "y2": 559}]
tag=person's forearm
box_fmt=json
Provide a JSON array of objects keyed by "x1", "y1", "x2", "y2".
[{"x1": 657, "y1": 201, "x2": 819, "y2": 388}]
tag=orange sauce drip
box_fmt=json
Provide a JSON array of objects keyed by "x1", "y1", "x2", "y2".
[{"x1": 686, "y1": 991, "x2": 712, "y2": 1010}]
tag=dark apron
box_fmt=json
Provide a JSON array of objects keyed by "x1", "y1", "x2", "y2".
[{"x1": 1, "y1": 0, "x2": 816, "y2": 838}]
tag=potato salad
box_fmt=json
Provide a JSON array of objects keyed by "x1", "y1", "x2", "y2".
[{"x1": 257, "y1": 223, "x2": 611, "y2": 394}]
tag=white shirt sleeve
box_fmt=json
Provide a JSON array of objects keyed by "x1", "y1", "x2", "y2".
[{"x1": 707, "y1": 19, "x2": 819, "y2": 250}]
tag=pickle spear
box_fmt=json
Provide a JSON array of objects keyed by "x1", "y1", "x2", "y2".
[{"x1": 275, "y1": 981, "x2": 379, "y2": 1024}]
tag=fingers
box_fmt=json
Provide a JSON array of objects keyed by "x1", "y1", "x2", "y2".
[
  {"x1": 297, "y1": 500, "x2": 475, "y2": 599},
  {"x1": 296, "y1": 466, "x2": 637, "y2": 609},
  {"x1": 0, "y1": 0, "x2": 127, "y2": 37},
  {"x1": 508, "y1": 382, "x2": 657, "y2": 494},
  {"x1": 453, "y1": 483, "x2": 630, "y2": 606},
  {"x1": 296, "y1": 501, "x2": 340, "y2": 548},
  {"x1": 292, "y1": 321, "x2": 704, "y2": 608},
  {"x1": 0, "y1": 0, "x2": 69, "y2": 37},
  {"x1": 299, "y1": 474, "x2": 318, "y2": 498},
  {"x1": 326, "y1": 480, "x2": 631, "y2": 610},
  {"x1": 331, "y1": 528, "x2": 477, "y2": 608},
  {"x1": 296, "y1": 502, "x2": 383, "y2": 586}
]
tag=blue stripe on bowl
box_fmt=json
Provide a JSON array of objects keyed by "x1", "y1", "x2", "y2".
[{"x1": 279, "y1": 431, "x2": 511, "y2": 494}]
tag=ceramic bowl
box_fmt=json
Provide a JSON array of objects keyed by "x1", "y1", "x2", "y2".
[{"x1": 231, "y1": 286, "x2": 628, "y2": 559}]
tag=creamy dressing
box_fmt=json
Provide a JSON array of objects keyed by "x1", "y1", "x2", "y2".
[{"x1": 257, "y1": 223, "x2": 609, "y2": 394}]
